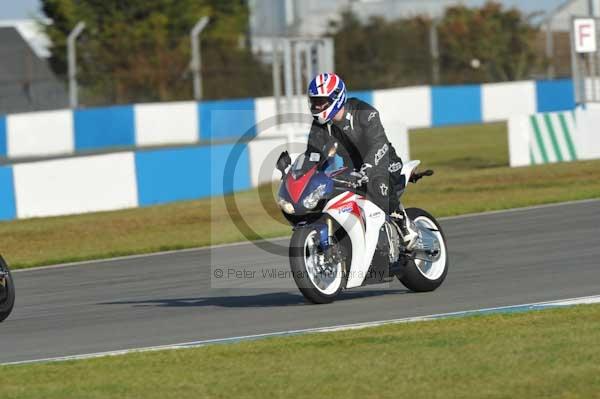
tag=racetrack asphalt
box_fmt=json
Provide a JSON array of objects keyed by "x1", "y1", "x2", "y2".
[{"x1": 1, "y1": 200, "x2": 599, "y2": 364}]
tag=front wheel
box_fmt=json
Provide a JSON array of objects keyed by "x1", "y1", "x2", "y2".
[
  {"x1": 398, "y1": 208, "x2": 449, "y2": 292},
  {"x1": 0, "y1": 256, "x2": 15, "y2": 322},
  {"x1": 289, "y1": 227, "x2": 348, "y2": 304}
]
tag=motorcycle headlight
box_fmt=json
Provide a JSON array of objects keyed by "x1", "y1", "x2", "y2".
[
  {"x1": 277, "y1": 198, "x2": 295, "y2": 214},
  {"x1": 303, "y1": 184, "x2": 327, "y2": 209}
]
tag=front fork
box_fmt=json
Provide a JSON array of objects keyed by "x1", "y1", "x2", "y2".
[
  {"x1": 326, "y1": 217, "x2": 334, "y2": 245},
  {"x1": 309, "y1": 216, "x2": 346, "y2": 276},
  {"x1": 310, "y1": 216, "x2": 334, "y2": 250}
]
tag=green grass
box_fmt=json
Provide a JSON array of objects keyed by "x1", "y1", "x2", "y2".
[
  {"x1": 2, "y1": 304, "x2": 600, "y2": 398},
  {"x1": 2, "y1": 122, "x2": 599, "y2": 269}
]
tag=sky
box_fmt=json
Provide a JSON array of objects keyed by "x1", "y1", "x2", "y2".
[
  {"x1": 0, "y1": 0, "x2": 572, "y2": 21},
  {"x1": 1, "y1": 0, "x2": 43, "y2": 20}
]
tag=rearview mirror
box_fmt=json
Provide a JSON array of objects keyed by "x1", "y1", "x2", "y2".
[
  {"x1": 324, "y1": 142, "x2": 338, "y2": 158},
  {"x1": 276, "y1": 151, "x2": 291, "y2": 177}
]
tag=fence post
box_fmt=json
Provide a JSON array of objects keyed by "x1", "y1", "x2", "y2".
[
  {"x1": 429, "y1": 19, "x2": 440, "y2": 85},
  {"x1": 191, "y1": 17, "x2": 210, "y2": 101},
  {"x1": 68, "y1": 21, "x2": 86, "y2": 108}
]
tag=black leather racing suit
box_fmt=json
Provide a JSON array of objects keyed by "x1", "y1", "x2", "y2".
[{"x1": 305, "y1": 98, "x2": 404, "y2": 213}]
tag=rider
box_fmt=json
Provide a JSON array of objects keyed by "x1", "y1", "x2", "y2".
[{"x1": 304, "y1": 72, "x2": 418, "y2": 248}]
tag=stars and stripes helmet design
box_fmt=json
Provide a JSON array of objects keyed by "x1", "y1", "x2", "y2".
[{"x1": 307, "y1": 73, "x2": 347, "y2": 125}]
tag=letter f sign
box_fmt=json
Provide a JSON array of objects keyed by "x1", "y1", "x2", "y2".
[{"x1": 575, "y1": 19, "x2": 597, "y2": 53}]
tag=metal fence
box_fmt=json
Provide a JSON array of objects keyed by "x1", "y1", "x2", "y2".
[{"x1": 0, "y1": 15, "x2": 579, "y2": 115}]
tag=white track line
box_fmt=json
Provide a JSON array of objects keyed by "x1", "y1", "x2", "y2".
[
  {"x1": 14, "y1": 198, "x2": 600, "y2": 273},
  {"x1": 3, "y1": 294, "x2": 600, "y2": 366}
]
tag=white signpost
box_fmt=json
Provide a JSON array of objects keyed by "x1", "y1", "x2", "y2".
[
  {"x1": 574, "y1": 18, "x2": 597, "y2": 53},
  {"x1": 571, "y1": 17, "x2": 600, "y2": 104}
]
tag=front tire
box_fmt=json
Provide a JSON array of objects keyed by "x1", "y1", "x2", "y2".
[
  {"x1": 0, "y1": 256, "x2": 15, "y2": 322},
  {"x1": 398, "y1": 208, "x2": 449, "y2": 292},
  {"x1": 289, "y1": 227, "x2": 348, "y2": 304}
]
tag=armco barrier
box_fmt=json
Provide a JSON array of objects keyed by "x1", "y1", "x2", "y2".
[
  {"x1": 7, "y1": 109, "x2": 73, "y2": 158},
  {"x1": 74, "y1": 105, "x2": 136, "y2": 150},
  {"x1": 13, "y1": 152, "x2": 139, "y2": 219},
  {"x1": 199, "y1": 98, "x2": 256, "y2": 140},
  {"x1": 373, "y1": 86, "x2": 431, "y2": 128},
  {"x1": 432, "y1": 84, "x2": 482, "y2": 126},
  {"x1": 134, "y1": 101, "x2": 198, "y2": 146},
  {"x1": 135, "y1": 144, "x2": 250, "y2": 206},
  {"x1": 0, "y1": 141, "x2": 251, "y2": 221},
  {"x1": 0, "y1": 79, "x2": 577, "y2": 161},
  {"x1": 482, "y1": 81, "x2": 537, "y2": 122},
  {"x1": 536, "y1": 79, "x2": 576, "y2": 113},
  {"x1": 508, "y1": 110, "x2": 581, "y2": 167}
]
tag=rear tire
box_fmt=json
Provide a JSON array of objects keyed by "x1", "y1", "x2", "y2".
[
  {"x1": 398, "y1": 208, "x2": 448, "y2": 292},
  {"x1": 0, "y1": 256, "x2": 15, "y2": 322},
  {"x1": 289, "y1": 227, "x2": 348, "y2": 304}
]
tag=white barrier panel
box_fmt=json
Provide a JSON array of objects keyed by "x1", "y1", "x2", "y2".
[
  {"x1": 7, "y1": 110, "x2": 74, "y2": 158},
  {"x1": 373, "y1": 86, "x2": 431, "y2": 129},
  {"x1": 13, "y1": 152, "x2": 138, "y2": 218},
  {"x1": 508, "y1": 115, "x2": 530, "y2": 167},
  {"x1": 254, "y1": 97, "x2": 277, "y2": 127},
  {"x1": 134, "y1": 101, "x2": 198, "y2": 146},
  {"x1": 482, "y1": 81, "x2": 536, "y2": 122},
  {"x1": 387, "y1": 122, "x2": 410, "y2": 162},
  {"x1": 248, "y1": 137, "x2": 288, "y2": 186},
  {"x1": 576, "y1": 106, "x2": 600, "y2": 160}
]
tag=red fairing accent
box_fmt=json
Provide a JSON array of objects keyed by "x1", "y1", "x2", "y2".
[
  {"x1": 328, "y1": 192, "x2": 365, "y2": 230},
  {"x1": 286, "y1": 166, "x2": 317, "y2": 203},
  {"x1": 328, "y1": 192, "x2": 353, "y2": 209}
]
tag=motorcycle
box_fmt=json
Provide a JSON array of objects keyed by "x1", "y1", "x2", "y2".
[
  {"x1": 276, "y1": 143, "x2": 448, "y2": 304},
  {"x1": 0, "y1": 255, "x2": 15, "y2": 322}
]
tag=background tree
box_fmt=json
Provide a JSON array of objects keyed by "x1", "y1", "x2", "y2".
[
  {"x1": 331, "y1": 11, "x2": 432, "y2": 91},
  {"x1": 40, "y1": 0, "x2": 272, "y2": 106},
  {"x1": 438, "y1": 1, "x2": 541, "y2": 83},
  {"x1": 330, "y1": 1, "x2": 543, "y2": 89}
]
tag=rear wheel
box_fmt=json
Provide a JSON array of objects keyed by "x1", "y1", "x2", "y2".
[
  {"x1": 398, "y1": 208, "x2": 448, "y2": 292},
  {"x1": 289, "y1": 227, "x2": 348, "y2": 304},
  {"x1": 0, "y1": 256, "x2": 15, "y2": 322}
]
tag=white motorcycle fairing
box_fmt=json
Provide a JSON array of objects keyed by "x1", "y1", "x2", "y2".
[
  {"x1": 400, "y1": 160, "x2": 421, "y2": 184},
  {"x1": 323, "y1": 191, "x2": 386, "y2": 288}
]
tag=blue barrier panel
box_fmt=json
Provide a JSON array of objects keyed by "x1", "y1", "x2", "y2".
[
  {"x1": 348, "y1": 90, "x2": 374, "y2": 105},
  {"x1": 135, "y1": 144, "x2": 250, "y2": 206},
  {"x1": 536, "y1": 79, "x2": 575, "y2": 113},
  {"x1": 0, "y1": 166, "x2": 16, "y2": 221},
  {"x1": 432, "y1": 85, "x2": 482, "y2": 126},
  {"x1": 0, "y1": 116, "x2": 6, "y2": 157},
  {"x1": 74, "y1": 105, "x2": 136, "y2": 150},
  {"x1": 199, "y1": 98, "x2": 256, "y2": 141}
]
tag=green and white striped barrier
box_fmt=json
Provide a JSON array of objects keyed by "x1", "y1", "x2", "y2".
[
  {"x1": 528, "y1": 112, "x2": 578, "y2": 165},
  {"x1": 508, "y1": 110, "x2": 580, "y2": 167}
]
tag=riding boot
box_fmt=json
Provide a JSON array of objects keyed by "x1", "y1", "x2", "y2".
[{"x1": 390, "y1": 205, "x2": 418, "y2": 250}]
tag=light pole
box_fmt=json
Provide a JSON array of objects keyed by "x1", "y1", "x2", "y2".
[
  {"x1": 191, "y1": 16, "x2": 210, "y2": 101},
  {"x1": 590, "y1": 0, "x2": 600, "y2": 16},
  {"x1": 68, "y1": 21, "x2": 86, "y2": 108}
]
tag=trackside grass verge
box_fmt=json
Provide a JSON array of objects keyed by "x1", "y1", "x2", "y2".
[
  {"x1": 1, "y1": 122, "x2": 599, "y2": 269},
  {"x1": 2, "y1": 304, "x2": 600, "y2": 398}
]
